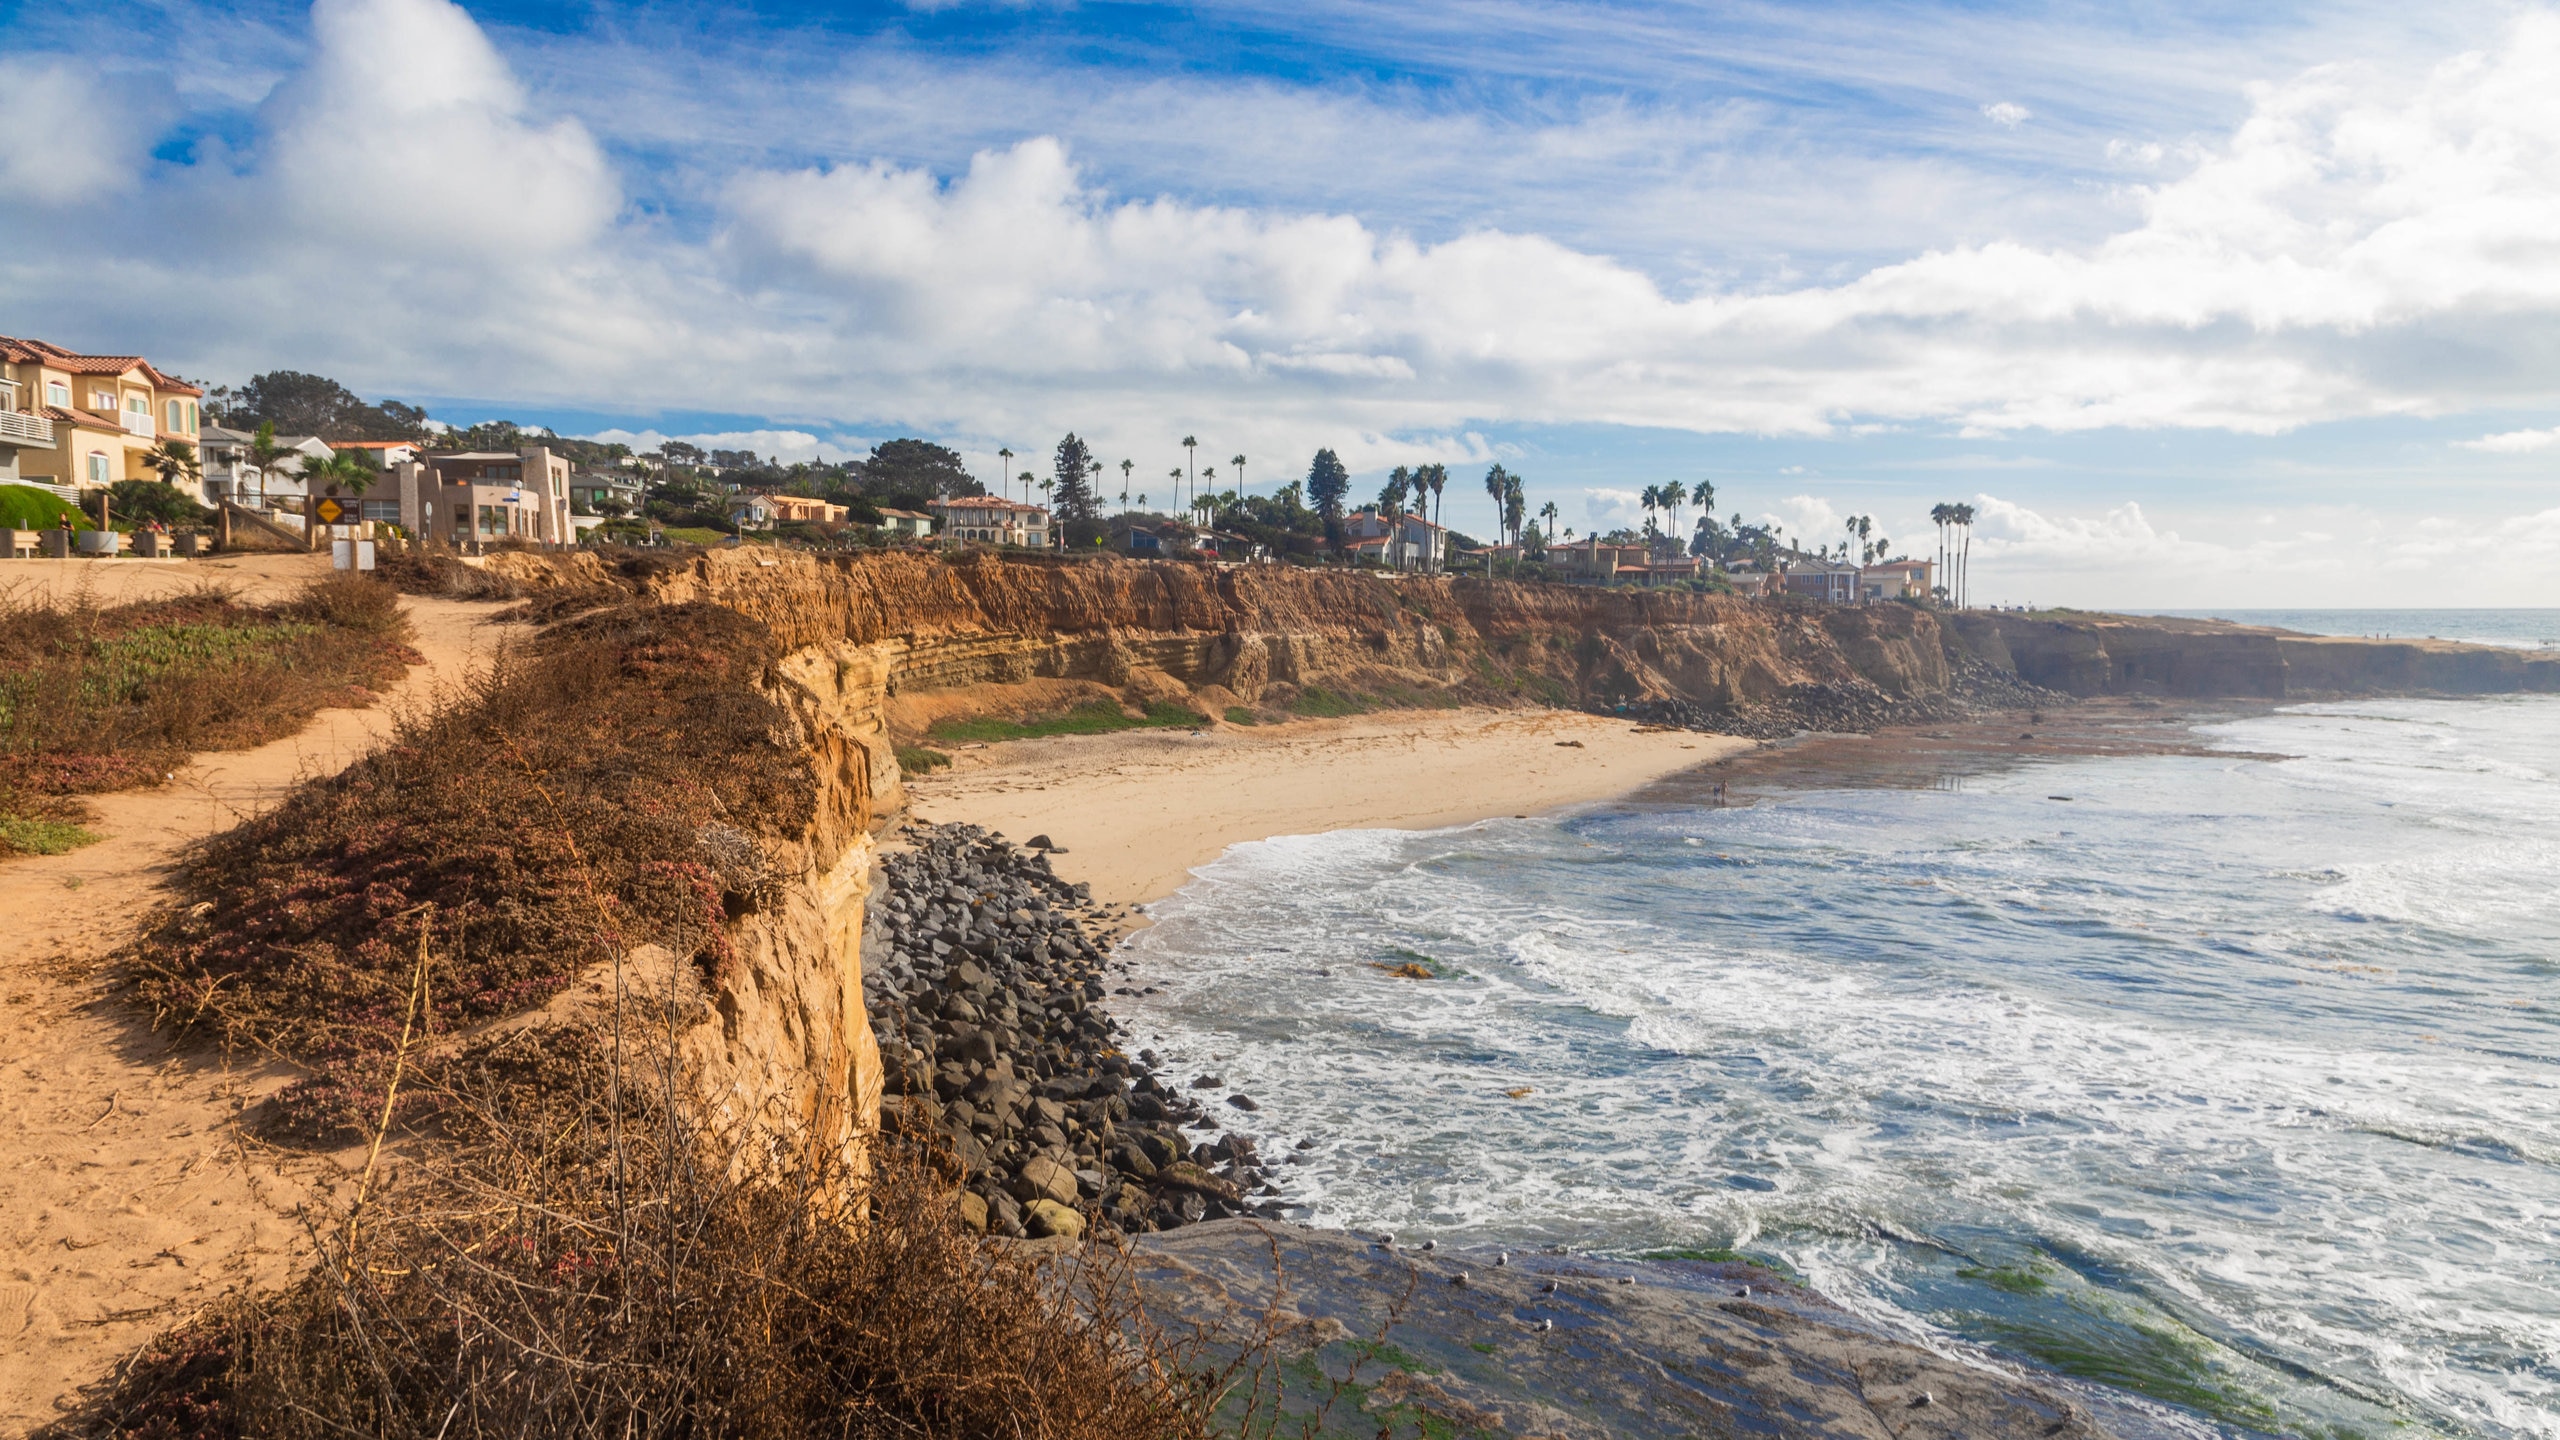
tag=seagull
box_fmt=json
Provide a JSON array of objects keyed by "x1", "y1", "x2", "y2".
[
  {"x1": 1494, "y1": 1252, "x2": 1510, "y2": 1267},
  {"x1": 1539, "y1": 1280, "x2": 1559, "y2": 1295},
  {"x1": 1911, "y1": 1391, "x2": 1935, "y2": 1409},
  {"x1": 1535, "y1": 1318, "x2": 1554, "y2": 1332},
  {"x1": 1419, "y1": 1239, "x2": 1438, "y2": 1252},
  {"x1": 1736, "y1": 1285, "x2": 1751, "y2": 1298},
  {"x1": 1450, "y1": 1271, "x2": 1471, "y2": 1288},
  {"x1": 1377, "y1": 1232, "x2": 1395, "y2": 1247}
]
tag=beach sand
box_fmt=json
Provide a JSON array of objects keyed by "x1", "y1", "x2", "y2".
[{"x1": 904, "y1": 708, "x2": 1752, "y2": 908}]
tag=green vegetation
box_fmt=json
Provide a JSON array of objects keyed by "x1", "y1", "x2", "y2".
[
  {"x1": 1975, "y1": 1308, "x2": 2278, "y2": 1432},
  {"x1": 0, "y1": 483, "x2": 92, "y2": 532},
  {"x1": 0, "y1": 576, "x2": 415, "y2": 821},
  {"x1": 1638, "y1": 1247, "x2": 1802, "y2": 1280},
  {"x1": 1287, "y1": 686, "x2": 1370, "y2": 718},
  {"x1": 895, "y1": 744, "x2": 952, "y2": 776},
  {"x1": 1222, "y1": 706, "x2": 1258, "y2": 726},
  {"x1": 929, "y1": 698, "x2": 1205, "y2": 744},
  {"x1": 1466, "y1": 1341, "x2": 1497, "y2": 1355},
  {"x1": 0, "y1": 813, "x2": 99, "y2": 855},
  {"x1": 659, "y1": 526, "x2": 735, "y2": 546}
]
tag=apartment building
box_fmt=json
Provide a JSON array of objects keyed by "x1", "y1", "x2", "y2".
[
  {"x1": 1340, "y1": 507, "x2": 1451, "y2": 570},
  {"x1": 0, "y1": 334, "x2": 203, "y2": 493},
  {"x1": 395, "y1": 447, "x2": 575, "y2": 546}
]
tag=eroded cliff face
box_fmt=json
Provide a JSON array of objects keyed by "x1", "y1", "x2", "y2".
[
  {"x1": 1949, "y1": 612, "x2": 2560, "y2": 698},
  {"x1": 614, "y1": 550, "x2": 1960, "y2": 726}
]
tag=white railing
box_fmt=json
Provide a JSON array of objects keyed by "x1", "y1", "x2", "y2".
[
  {"x1": 3, "y1": 479, "x2": 80, "y2": 504},
  {"x1": 0, "y1": 410, "x2": 53, "y2": 445},
  {"x1": 120, "y1": 410, "x2": 157, "y2": 439}
]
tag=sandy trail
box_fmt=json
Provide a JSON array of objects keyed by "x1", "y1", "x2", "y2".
[
  {"x1": 906, "y1": 708, "x2": 1752, "y2": 909},
  {"x1": 0, "y1": 554, "x2": 517, "y2": 1435}
]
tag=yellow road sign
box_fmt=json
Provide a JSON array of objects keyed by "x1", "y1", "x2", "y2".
[{"x1": 313, "y1": 497, "x2": 345, "y2": 524}]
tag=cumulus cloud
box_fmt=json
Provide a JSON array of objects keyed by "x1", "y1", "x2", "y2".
[
  {"x1": 1981, "y1": 101, "x2": 2032, "y2": 128},
  {"x1": 2455, "y1": 426, "x2": 2560, "y2": 452},
  {"x1": 9, "y1": 0, "x2": 2560, "y2": 516},
  {"x1": 0, "y1": 59, "x2": 146, "y2": 205}
]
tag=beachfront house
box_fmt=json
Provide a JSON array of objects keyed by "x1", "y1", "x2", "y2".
[
  {"x1": 932, "y1": 497, "x2": 1051, "y2": 547},
  {"x1": 1782, "y1": 558, "x2": 1864, "y2": 603},
  {"x1": 1860, "y1": 558, "x2": 1934, "y2": 601},
  {"x1": 199, "y1": 427, "x2": 335, "y2": 513},
  {"x1": 402, "y1": 446, "x2": 576, "y2": 547},
  {"x1": 0, "y1": 334, "x2": 203, "y2": 497},
  {"x1": 1340, "y1": 507, "x2": 1450, "y2": 570},
  {"x1": 875, "y1": 507, "x2": 935, "y2": 539}
]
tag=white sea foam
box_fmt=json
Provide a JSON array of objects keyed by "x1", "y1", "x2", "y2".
[{"x1": 1114, "y1": 695, "x2": 2560, "y2": 1439}]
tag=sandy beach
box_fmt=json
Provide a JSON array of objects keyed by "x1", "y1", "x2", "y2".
[{"x1": 904, "y1": 708, "x2": 1752, "y2": 908}]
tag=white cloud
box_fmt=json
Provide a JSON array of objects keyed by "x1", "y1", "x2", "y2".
[
  {"x1": 0, "y1": 60, "x2": 145, "y2": 205},
  {"x1": 1582, "y1": 488, "x2": 1644, "y2": 529},
  {"x1": 1982, "y1": 101, "x2": 2032, "y2": 128},
  {"x1": 584, "y1": 427, "x2": 844, "y2": 463},
  {"x1": 2454, "y1": 426, "x2": 2560, "y2": 452},
  {"x1": 11, "y1": 0, "x2": 2560, "y2": 536}
]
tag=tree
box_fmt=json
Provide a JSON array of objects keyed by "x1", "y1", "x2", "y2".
[
  {"x1": 1181, "y1": 434, "x2": 1199, "y2": 513},
  {"x1": 661, "y1": 440, "x2": 706, "y2": 464},
  {"x1": 1198, "y1": 465, "x2": 1218, "y2": 526},
  {"x1": 109, "y1": 477, "x2": 212, "y2": 527},
  {"x1": 1662, "y1": 479, "x2": 1686, "y2": 541},
  {"x1": 1539, "y1": 499, "x2": 1560, "y2": 555},
  {"x1": 1503, "y1": 473, "x2": 1526, "y2": 549},
  {"x1": 1930, "y1": 503, "x2": 1956, "y2": 605},
  {"x1": 1050, "y1": 434, "x2": 1097, "y2": 522},
  {"x1": 1165, "y1": 468, "x2": 1183, "y2": 515},
  {"x1": 204, "y1": 370, "x2": 428, "y2": 440},
  {"x1": 1231, "y1": 454, "x2": 1247, "y2": 497},
  {"x1": 862, "y1": 439, "x2": 979, "y2": 500},
  {"x1": 1119, "y1": 458, "x2": 1133, "y2": 507},
  {"x1": 1640, "y1": 484, "x2": 1661, "y2": 540},
  {"x1": 298, "y1": 450, "x2": 376, "y2": 500},
  {"x1": 143, "y1": 438, "x2": 201, "y2": 491},
  {"x1": 998, "y1": 447, "x2": 1014, "y2": 501},
  {"x1": 1306, "y1": 449, "x2": 1350, "y2": 548},
  {"x1": 1954, "y1": 502, "x2": 1976, "y2": 607},
  {"x1": 1483, "y1": 464, "x2": 1514, "y2": 546}
]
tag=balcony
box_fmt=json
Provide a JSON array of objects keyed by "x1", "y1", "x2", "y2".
[
  {"x1": 0, "y1": 410, "x2": 54, "y2": 445},
  {"x1": 120, "y1": 409, "x2": 156, "y2": 439}
]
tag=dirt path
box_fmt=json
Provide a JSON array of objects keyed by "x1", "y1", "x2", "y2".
[{"x1": 0, "y1": 555, "x2": 518, "y2": 1435}]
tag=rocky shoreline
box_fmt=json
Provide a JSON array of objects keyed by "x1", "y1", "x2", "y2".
[{"x1": 862, "y1": 822, "x2": 1283, "y2": 1239}]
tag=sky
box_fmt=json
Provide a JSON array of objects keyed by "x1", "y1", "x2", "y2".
[{"x1": 4, "y1": 0, "x2": 2558, "y2": 606}]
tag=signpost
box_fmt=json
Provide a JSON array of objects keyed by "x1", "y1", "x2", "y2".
[{"x1": 313, "y1": 497, "x2": 346, "y2": 525}]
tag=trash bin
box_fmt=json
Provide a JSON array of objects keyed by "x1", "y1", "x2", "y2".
[
  {"x1": 133, "y1": 531, "x2": 166, "y2": 558},
  {"x1": 76, "y1": 530, "x2": 124, "y2": 556},
  {"x1": 40, "y1": 529, "x2": 73, "y2": 558}
]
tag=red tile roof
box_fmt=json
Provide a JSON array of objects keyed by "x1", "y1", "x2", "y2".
[{"x1": 0, "y1": 335, "x2": 201, "y2": 394}]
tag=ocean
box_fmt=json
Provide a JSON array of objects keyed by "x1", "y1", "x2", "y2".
[{"x1": 1116, "y1": 694, "x2": 2560, "y2": 1439}]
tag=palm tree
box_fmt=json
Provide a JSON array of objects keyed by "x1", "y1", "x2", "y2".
[
  {"x1": 1181, "y1": 435, "x2": 1198, "y2": 513},
  {"x1": 1929, "y1": 503, "x2": 1953, "y2": 604},
  {"x1": 1120, "y1": 458, "x2": 1133, "y2": 508},
  {"x1": 1482, "y1": 464, "x2": 1511, "y2": 547},
  {"x1": 1421, "y1": 463, "x2": 1448, "y2": 569},
  {"x1": 1166, "y1": 468, "x2": 1183, "y2": 516},
  {"x1": 1502, "y1": 473, "x2": 1526, "y2": 550},
  {"x1": 1198, "y1": 465, "x2": 1217, "y2": 526},
  {"x1": 1639, "y1": 484, "x2": 1661, "y2": 542},
  {"x1": 1539, "y1": 499, "x2": 1560, "y2": 555},
  {"x1": 1661, "y1": 479, "x2": 1686, "y2": 543},
  {"x1": 1231, "y1": 454, "x2": 1247, "y2": 497},
  {"x1": 998, "y1": 447, "x2": 1014, "y2": 501},
  {"x1": 143, "y1": 438, "x2": 201, "y2": 492},
  {"x1": 1955, "y1": 502, "x2": 1976, "y2": 608}
]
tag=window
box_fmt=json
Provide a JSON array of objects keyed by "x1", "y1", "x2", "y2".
[
  {"x1": 46, "y1": 381, "x2": 68, "y2": 407},
  {"x1": 167, "y1": 400, "x2": 182, "y2": 431},
  {"x1": 87, "y1": 451, "x2": 110, "y2": 485}
]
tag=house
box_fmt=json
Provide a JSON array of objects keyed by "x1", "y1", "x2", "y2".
[
  {"x1": 874, "y1": 507, "x2": 934, "y2": 539},
  {"x1": 931, "y1": 497, "x2": 1051, "y2": 547},
  {"x1": 570, "y1": 470, "x2": 645, "y2": 517},
  {"x1": 401, "y1": 447, "x2": 575, "y2": 547},
  {"x1": 0, "y1": 334, "x2": 203, "y2": 496},
  {"x1": 765, "y1": 494, "x2": 848, "y2": 525},
  {"x1": 1859, "y1": 558, "x2": 1934, "y2": 601},
  {"x1": 727, "y1": 493, "x2": 779, "y2": 528},
  {"x1": 1340, "y1": 507, "x2": 1450, "y2": 569},
  {"x1": 1782, "y1": 558, "x2": 1864, "y2": 603},
  {"x1": 198, "y1": 427, "x2": 334, "y2": 512},
  {"x1": 1723, "y1": 566, "x2": 1777, "y2": 598}
]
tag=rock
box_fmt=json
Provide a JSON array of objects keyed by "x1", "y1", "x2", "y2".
[
  {"x1": 988, "y1": 1190, "x2": 1023, "y2": 1235},
  {"x1": 1154, "y1": 1161, "x2": 1242, "y2": 1204},
  {"x1": 1016, "y1": 1154, "x2": 1081, "y2": 1207},
  {"x1": 1190, "y1": 1074, "x2": 1224, "y2": 1089},
  {"x1": 1227, "y1": 1094, "x2": 1259, "y2": 1111},
  {"x1": 955, "y1": 1191, "x2": 989, "y2": 1234},
  {"x1": 1024, "y1": 1198, "x2": 1085, "y2": 1240},
  {"x1": 1111, "y1": 1142, "x2": 1158, "y2": 1179},
  {"x1": 1026, "y1": 834, "x2": 1054, "y2": 850}
]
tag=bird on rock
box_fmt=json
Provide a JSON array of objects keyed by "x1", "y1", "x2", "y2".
[{"x1": 1535, "y1": 1318, "x2": 1554, "y2": 1333}]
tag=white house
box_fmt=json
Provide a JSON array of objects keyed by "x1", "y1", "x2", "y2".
[
  {"x1": 1340, "y1": 507, "x2": 1451, "y2": 570},
  {"x1": 198, "y1": 427, "x2": 333, "y2": 512}
]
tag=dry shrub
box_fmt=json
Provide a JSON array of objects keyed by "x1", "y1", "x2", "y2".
[
  {"x1": 370, "y1": 549, "x2": 527, "y2": 601},
  {"x1": 0, "y1": 576, "x2": 417, "y2": 814},
  {"x1": 124, "y1": 601, "x2": 816, "y2": 1131},
  {"x1": 62, "y1": 1008, "x2": 1223, "y2": 1440}
]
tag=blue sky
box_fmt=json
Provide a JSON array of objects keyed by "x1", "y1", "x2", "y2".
[{"x1": 5, "y1": 0, "x2": 2558, "y2": 603}]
